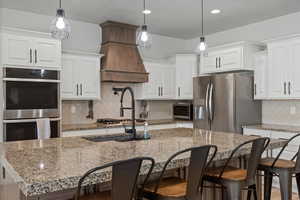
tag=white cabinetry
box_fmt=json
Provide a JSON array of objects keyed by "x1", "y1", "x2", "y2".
[
  {"x1": 135, "y1": 61, "x2": 175, "y2": 100},
  {"x1": 174, "y1": 54, "x2": 198, "y2": 99},
  {"x1": 1, "y1": 32, "x2": 61, "y2": 69},
  {"x1": 267, "y1": 36, "x2": 300, "y2": 99},
  {"x1": 62, "y1": 52, "x2": 102, "y2": 100},
  {"x1": 201, "y1": 42, "x2": 264, "y2": 74},
  {"x1": 253, "y1": 51, "x2": 268, "y2": 99}
]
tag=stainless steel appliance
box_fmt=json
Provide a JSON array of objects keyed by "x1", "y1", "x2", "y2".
[
  {"x1": 173, "y1": 103, "x2": 193, "y2": 120},
  {"x1": 3, "y1": 67, "x2": 61, "y2": 141},
  {"x1": 3, "y1": 68, "x2": 60, "y2": 119},
  {"x1": 193, "y1": 71, "x2": 261, "y2": 133}
]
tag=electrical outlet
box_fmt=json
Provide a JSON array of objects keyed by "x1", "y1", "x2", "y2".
[
  {"x1": 290, "y1": 106, "x2": 296, "y2": 115},
  {"x1": 71, "y1": 105, "x2": 76, "y2": 114}
]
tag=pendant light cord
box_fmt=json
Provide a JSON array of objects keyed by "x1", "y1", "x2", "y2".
[
  {"x1": 143, "y1": 0, "x2": 146, "y2": 25},
  {"x1": 201, "y1": 0, "x2": 204, "y2": 36},
  {"x1": 59, "y1": 0, "x2": 62, "y2": 9}
]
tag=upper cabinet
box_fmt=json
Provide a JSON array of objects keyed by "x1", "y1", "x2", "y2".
[
  {"x1": 267, "y1": 36, "x2": 300, "y2": 99},
  {"x1": 174, "y1": 54, "x2": 198, "y2": 99},
  {"x1": 135, "y1": 54, "x2": 197, "y2": 100},
  {"x1": 1, "y1": 32, "x2": 61, "y2": 69},
  {"x1": 62, "y1": 52, "x2": 102, "y2": 100},
  {"x1": 201, "y1": 42, "x2": 265, "y2": 74},
  {"x1": 135, "y1": 61, "x2": 175, "y2": 100}
]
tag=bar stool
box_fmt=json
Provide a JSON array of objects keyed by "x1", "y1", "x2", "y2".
[
  {"x1": 202, "y1": 137, "x2": 270, "y2": 200},
  {"x1": 258, "y1": 133, "x2": 300, "y2": 200},
  {"x1": 141, "y1": 145, "x2": 217, "y2": 200},
  {"x1": 75, "y1": 157, "x2": 155, "y2": 200}
]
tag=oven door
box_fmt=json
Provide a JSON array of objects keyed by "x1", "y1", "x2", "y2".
[
  {"x1": 3, "y1": 119, "x2": 60, "y2": 142},
  {"x1": 173, "y1": 104, "x2": 193, "y2": 120},
  {"x1": 3, "y1": 68, "x2": 60, "y2": 119}
]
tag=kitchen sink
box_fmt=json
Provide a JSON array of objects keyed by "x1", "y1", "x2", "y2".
[{"x1": 83, "y1": 135, "x2": 147, "y2": 143}]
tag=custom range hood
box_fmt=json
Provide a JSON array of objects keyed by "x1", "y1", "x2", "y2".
[{"x1": 100, "y1": 21, "x2": 149, "y2": 83}]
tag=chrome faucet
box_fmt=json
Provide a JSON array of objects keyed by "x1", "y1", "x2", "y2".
[{"x1": 113, "y1": 87, "x2": 136, "y2": 139}]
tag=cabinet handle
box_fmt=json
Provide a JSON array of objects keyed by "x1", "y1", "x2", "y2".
[
  {"x1": 216, "y1": 58, "x2": 218, "y2": 68},
  {"x1": 288, "y1": 82, "x2": 291, "y2": 95},
  {"x1": 284, "y1": 82, "x2": 287, "y2": 95},
  {"x1": 254, "y1": 83, "x2": 257, "y2": 96},
  {"x1": 158, "y1": 87, "x2": 160, "y2": 96},
  {"x1": 80, "y1": 84, "x2": 83, "y2": 96},
  {"x1": 29, "y1": 49, "x2": 32, "y2": 63},
  {"x1": 178, "y1": 87, "x2": 181, "y2": 97},
  {"x1": 218, "y1": 57, "x2": 221, "y2": 68},
  {"x1": 76, "y1": 84, "x2": 79, "y2": 96},
  {"x1": 161, "y1": 87, "x2": 163, "y2": 96},
  {"x1": 34, "y1": 49, "x2": 37, "y2": 64}
]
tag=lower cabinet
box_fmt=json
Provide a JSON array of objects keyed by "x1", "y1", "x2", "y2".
[
  {"x1": 243, "y1": 128, "x2": 299, "y2": 192},
  {"x1": 62, "y1": 52, "x2": 102, "y2": 100}
]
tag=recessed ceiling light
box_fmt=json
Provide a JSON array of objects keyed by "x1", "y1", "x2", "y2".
[
  {"x1": 142, "y1": 9, "x2": 151, "y2": 15},
  {"x1": 211, "y1": 9, "x2": 221, "y2": 14}
]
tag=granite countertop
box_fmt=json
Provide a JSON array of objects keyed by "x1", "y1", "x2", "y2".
[
  {"x1": 0, "y1": 128, "x2": 286, "y2": 197},
  {"x1": 243, "y1": 124, "x2": 300, "y2": 133},
  {"x1": 62, "y1": 119, "x2": 192, "y2": 132}
]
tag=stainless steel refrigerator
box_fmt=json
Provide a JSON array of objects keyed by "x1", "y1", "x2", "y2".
[{"x1": 193, "y1": 71, "x2": 261, "y2": 134}]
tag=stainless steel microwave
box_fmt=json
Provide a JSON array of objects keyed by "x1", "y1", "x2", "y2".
[{"x1": 173, "y1": 103, "x2": 193, "y2": 120}]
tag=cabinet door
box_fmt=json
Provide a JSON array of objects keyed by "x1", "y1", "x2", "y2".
[
  {"x1": 61, "y1": 55, "x2": 77, "y2": 99},
  {"x1": 268, "y1": 43, "x2": 289, "y2": 98},
  {"x1": 161, "y1": 66, "x2": 175, "y2": 99},
  {"x1": 176, "y1": 55, "x2": 197, "y2": 99},
  {"x1": 34, "y1": 38, "x2": 61, "y2": 68},
  {"x1": 289, "y1": 40, "x2": 300, "y2": 98},
  {"x1": 2, "y1": 34, "x2": 32, "y2": 66},
  {"x1": 143, "y1": 62, "x2": 162, "y2": 99},
  {"x1": 219, "y1": 47, "x2": 242, "y2": 70},
  {"x1": 202, "y1": 52, "x2": 219, "y2": 73},
  {"x1": 79, "y1": 56, "x2": 100, "y2": 99},
  {"x1": 253, "y1": 52, "x2": 267, "y2": 99}
]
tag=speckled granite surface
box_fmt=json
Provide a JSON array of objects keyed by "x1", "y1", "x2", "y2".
[
  {"x1": 0, "y1": 128, "x2": 286, "y2": 197},
  {"x1": 243, "y1": 124, "x2": 300, "y2": 133}
]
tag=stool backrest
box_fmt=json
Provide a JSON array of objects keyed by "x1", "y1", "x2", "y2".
[
  {"x1": 154, "y1": 145, "x2": 217, "y2": 200},
  {"x1": 76, "y1": 157, "x2": 155, "y2": 200},
  {"x1": 217, "y1": 137, "x2": 270, "y2": 185},
  {"x1": 294, "y1": 146, "x2": 300, "y2": 173},
  {"x1": 271, "y1": 133, "x2": 300, "y2": 169}
]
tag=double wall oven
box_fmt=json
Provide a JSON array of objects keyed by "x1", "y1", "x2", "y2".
[{"x1": 3, "y1": 67, "x2": 60, "y2": 141}]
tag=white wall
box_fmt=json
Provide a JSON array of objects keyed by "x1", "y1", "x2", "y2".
[
  {"x1": 0, "y1": 8, "x2": 187, "y2": 59},
  {"x1": 185, "y1": 11, "x2": 300, "y2": 51}
]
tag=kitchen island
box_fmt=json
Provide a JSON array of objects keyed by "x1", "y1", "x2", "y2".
[{"x1": 0, "y1": 128, "x2": 286, "y2": 200}]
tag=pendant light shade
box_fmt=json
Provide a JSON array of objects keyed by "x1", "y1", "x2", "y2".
[
  {"x1": 198, "y1": 0, "x2": 207, "y2": 52},
  {"x1": 137, "y1": 0, "x2": 152, "y2": 48},
  {"x1": 50, "y1": 0, "x2": 71, "y2": 40}
]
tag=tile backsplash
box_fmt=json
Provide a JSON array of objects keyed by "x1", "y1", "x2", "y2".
[
  {"x1": 62, "y1": 83, "x2": 176, "y2": 125},
  {"x1": 262, "y1": 100, "x2": 300, "y2": 125}
]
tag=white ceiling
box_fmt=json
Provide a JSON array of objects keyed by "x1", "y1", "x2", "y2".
[{"x1": 1, "y1": 0, "x2": 300, "y2": 39}]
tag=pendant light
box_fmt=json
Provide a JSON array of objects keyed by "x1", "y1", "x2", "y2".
[
  {"x1": 198, "y1": 0, "x2": 207, "y2": 51},
  {"x1": 137, "y1": 0, "x2": 152, "y2": 48},
  {"x1": 50, "y1": 0, "x2": 71, "y2": 40}
]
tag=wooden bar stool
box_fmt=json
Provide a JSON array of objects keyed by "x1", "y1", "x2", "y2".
[
  {"x1": 258, "y1": 133, "x2": 300, "y2": 200},
  {"x1": 141, "y1": 145, "x2": 217, "y2": 200},
  {"x1": 75, "y1": 157, "x2": 155, "y2": 200},
  {"x1": 202, "y1": 137, "x2": 270, "y2": 200}
]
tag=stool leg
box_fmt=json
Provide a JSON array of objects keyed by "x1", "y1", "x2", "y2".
[
  {"x1": 252, "y1": 185, "x2": 258, "y2": 200},
  {"x1": 224, "y1": 182, "x2": 241, "y2": 200},
  {"x1": 246, "y1": 188, "x2": 252, "y2": 200},
  {"x1": 296, "y1": 173, "x2": 300, "y2": 199},
  {"x1": 264, "y1": 170, "x2": 273, "y2": 200},
  {"x1": 278, "y1": 170, "x2": 292, "y2": 200}
]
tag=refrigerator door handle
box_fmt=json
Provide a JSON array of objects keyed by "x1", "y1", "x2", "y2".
[
  {"x1": 205, "y1": 83, "x2": 211, "y2": 121},
  {"x1": 209, "y1": 83, "x2": 214, "y2": 121}
]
